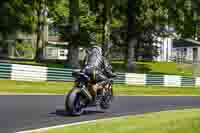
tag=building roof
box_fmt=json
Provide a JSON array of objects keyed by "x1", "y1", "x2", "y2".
[
  {"x1": 47, "y1": 41, "x2": 68, "y2": 46},
  {"x1": 173, "y1": 39, "x2": 200, "y2": 48}
]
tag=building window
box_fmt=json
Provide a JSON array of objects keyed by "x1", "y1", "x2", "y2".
[
  {"x1": 47, "y1": 47, "x2": 57, "y2": 57},
  {"x1": 60, "y1": 50, "x2": 65, "y2": 56},
  {"x1": 183, "y1": 48, "x2": 187, "y2": 57},
  {"x1": 176, "y1": 49, "x2": 180, "y2": 57},
  {"x1": 47, "y1": 48, "x2": 53, "y2": 56},
  {"x1": 193, "y1": 48, "x2": 198, "y2": 62}
]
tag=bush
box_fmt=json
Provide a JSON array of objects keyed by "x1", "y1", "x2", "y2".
[{"x1": 15, "y1": 40, "x2": 34, "y2": 59}]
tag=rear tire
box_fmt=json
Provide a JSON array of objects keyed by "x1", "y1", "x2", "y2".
[
  {"x1": 65, "y1": 88, "x2": 84, "y2": 116},
  {"x1": 100, "y1": 85, "x2": 113, "y2": 109}
]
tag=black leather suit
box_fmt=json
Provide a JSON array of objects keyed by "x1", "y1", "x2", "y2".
[{"x1": 81, "y1": 48, "x2": 113, "y2": 86}]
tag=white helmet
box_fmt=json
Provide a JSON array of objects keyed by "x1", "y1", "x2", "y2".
[{"x1": 87, "y1": 45, "x2": 102, "y2": 56}]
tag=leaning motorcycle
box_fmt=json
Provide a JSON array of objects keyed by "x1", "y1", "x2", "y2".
[{"x1": 65, "y1": 70, "x2": 115, "y2": 115}]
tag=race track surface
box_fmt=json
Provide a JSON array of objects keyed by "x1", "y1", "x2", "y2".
[{"x1": 0, "y1": 95, "x2": 200, "y2": 133}]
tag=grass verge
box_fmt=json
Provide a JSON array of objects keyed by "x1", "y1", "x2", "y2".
[
  {"x1": 112, "y1": 61, "x2": 193, "y2": 76},
  {"x1": 32, "y1": 108, "x2": 200, "y2": 133},
  {"x1": 1, "y1": 80, "x2": 200, "y2": 95},
  {"x1": 0, "y1": 80, "x2": 72, "y2": 94},
  {"x1": 1, "y1": 60, "x2": 193, "y2": 76}
]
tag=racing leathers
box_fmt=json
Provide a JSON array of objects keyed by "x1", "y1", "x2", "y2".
[{"x1": 81, "y1": 46, "x2": 114, "y2": 98}]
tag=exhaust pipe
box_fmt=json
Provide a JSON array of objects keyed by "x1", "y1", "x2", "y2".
[{"x1": 80, "y1": 87, "x2": 93, "y2": 101}]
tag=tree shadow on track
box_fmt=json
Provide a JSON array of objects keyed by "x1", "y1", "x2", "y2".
[{"x1": 50, "y1": 108, "x2": 106, "y2": 117}]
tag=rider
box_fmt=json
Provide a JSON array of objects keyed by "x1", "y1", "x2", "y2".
[{"x1": 81, "y1": 46, "x2": 115, "y2": 99}]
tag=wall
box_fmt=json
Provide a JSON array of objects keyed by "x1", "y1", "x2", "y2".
[
  {"x1": 125, "y1": 74, "x2": 196, "y2": 87},
  {"x1": 0, "y1": 63, "x2": 125, "y2": 83}
]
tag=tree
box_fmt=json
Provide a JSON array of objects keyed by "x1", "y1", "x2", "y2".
[
  {"x1": 48, "y1": 0, "x2": 69, "y2": 25},
  {"x1": 0, "y1": 0, "x2": 36, "y2": 58},
  {"x1": 110, "y1": 0, "x2": 171, "y2": 71},
  {"x1": 102, "y1": 0, "x2": 112, "y2": 60},
  {"x1": 67, "y1": 0, "x2": 80, "y2": 68},
  {"x1": 32, "y1": 0, "x2": 64, "y2": 61},
  {"x1": 50, "y1": 0, "x2": 96, "y2": 67},
  {"x1": 88, "y1": 0, "x2": 113, "y2": 60},
  {"x1": 192, "y1": 0, "x2": 200, "y2": 40},
  {"x1": 164, "y1": 0, "x2": 200, "y2": 40},
  {"x1": 125, "y1": 0, "x2": 138, "y2": 72},
  {"x1": 33, "y1": 0, "x2": 47, "y2": 61},
  {"x1": 0, "y1": 0, "x2": 35, "y2": 39}
]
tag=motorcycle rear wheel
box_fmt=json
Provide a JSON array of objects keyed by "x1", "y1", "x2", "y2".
[{"x1": 100, "y1": 86, "x2": 113, "y2": 109}]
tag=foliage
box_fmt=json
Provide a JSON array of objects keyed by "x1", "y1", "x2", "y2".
[
  {"x1": 48, "y1": 0, "x2": 69, "y2": 25},
  {"x1": 0, "y1": 0, "x2": 36, "y2": 37},
  {"x1": 163, "y1": 0, "x2": 200, "y2": 39},
  {"x1": 56, "y1": 0, "x2": 96, "y2": 48},
  {"x1": 1, "y1": 0, "x2": 200, "y2": 69},
  {"x1": 15, "y1": 40, "x2": 34, "y2": 58}
]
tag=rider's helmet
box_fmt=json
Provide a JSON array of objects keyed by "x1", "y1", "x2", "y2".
[{"x1": 86, "y1": 45, "x2": 102, "y2": 56}]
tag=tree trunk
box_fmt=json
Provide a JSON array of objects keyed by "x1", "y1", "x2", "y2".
[
  {"x1": 135, "y1": 40, "x2": 141, "y2": 61},
  {"x1": 67, "y1": 0, "x2": 80, "y2": 68},
  {"x1": 125, "y1": 38, "x2": 137, "y2": 72},
  {"x1": 102, "y1": 0, "x2": 112, "y2": 60},
  {"x1": 34, "y1": 0, "x2": 45, "y2": 61},
  {"x1": 35, "y1": 27, "x2": 44, "y2": 61},
  {"x1": 67, "y1": 44, "x2": 79, "y2": 68},
  {"x1": 1, "y1": 33, "x2": 9, "y2": 58},
  {"x1": 125, "y1": 0, "x2": 137, "y2": 72}
]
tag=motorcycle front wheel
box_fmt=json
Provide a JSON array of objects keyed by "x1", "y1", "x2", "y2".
[{"x1": 65, "y1": 88, "x2": 84, "y2": 116}]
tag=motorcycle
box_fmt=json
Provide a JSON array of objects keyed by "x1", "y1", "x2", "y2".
[{"x1": 65, "y1": 70, "x2": 115, "y2": 115}]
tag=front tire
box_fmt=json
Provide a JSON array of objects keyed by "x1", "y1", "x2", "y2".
[{"x1": 65, "y1": 88, "x2": 84, "y2": 116}]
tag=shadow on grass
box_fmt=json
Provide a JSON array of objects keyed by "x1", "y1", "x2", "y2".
[
  {"x1": 147, "y1": 72, "x2": 170, "y2": 75},
  {"x1": 112, "y1": 62, "x2": 152, "y2": 73},
  {"x1": 147, "y1": 71, "x2": 193, "y2": 76},
  {"x1": 135, "y1": 64, "x2": 151, "y2": 73}
]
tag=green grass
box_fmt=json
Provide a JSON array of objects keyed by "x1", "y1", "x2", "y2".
[
  {"x1": 137, "y1": 61, "x2": 193, "y2": 75},
  {"x1": 114, "y1": 84, "x2": 200, "y2": 96},
  {"x1": 112, "y1": 61, "x2": 193, "y2": 76},
  {"x1": 3, "y1": 60, "x2": 193, "y2": 76},
  {"x1": 1, "y1": 80, "x2": 200, "y2": 96},
  {"x1": 33, "y1": 108, "x2": 200, "y2": 133},
  {"x1": 0, "y1": 80, "x2": 72, "y2": 94}
]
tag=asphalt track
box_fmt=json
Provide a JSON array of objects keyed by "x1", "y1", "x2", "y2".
[{"x1": 1, "y1": 95, "x2": 200, "y2": 133}]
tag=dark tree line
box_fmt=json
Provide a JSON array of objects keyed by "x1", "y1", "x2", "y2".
[{"x1": 0, "y1": 0, "x2": 199, "y2": 71}]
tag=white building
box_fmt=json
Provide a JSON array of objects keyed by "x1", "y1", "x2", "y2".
[
  {"x1": 153, "y1": 38, "x2": 200, "y2": 63},
  {"x1": 172, "y1": 39, "x2": 200, "y2": 63},
  {"x1": 153, "y1": 37, "x2": 173, "y2": 62},
  {"x1": 44, "y1": 40, "x2": 86, "y2": 61},
  {"x1": 43, "y1": 41, "x2": 68, "y2": 60}
]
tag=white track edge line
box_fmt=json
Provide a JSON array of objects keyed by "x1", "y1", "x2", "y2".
[{"x1": 16, "y1": 107, "x2": 200, "y2": 133}]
